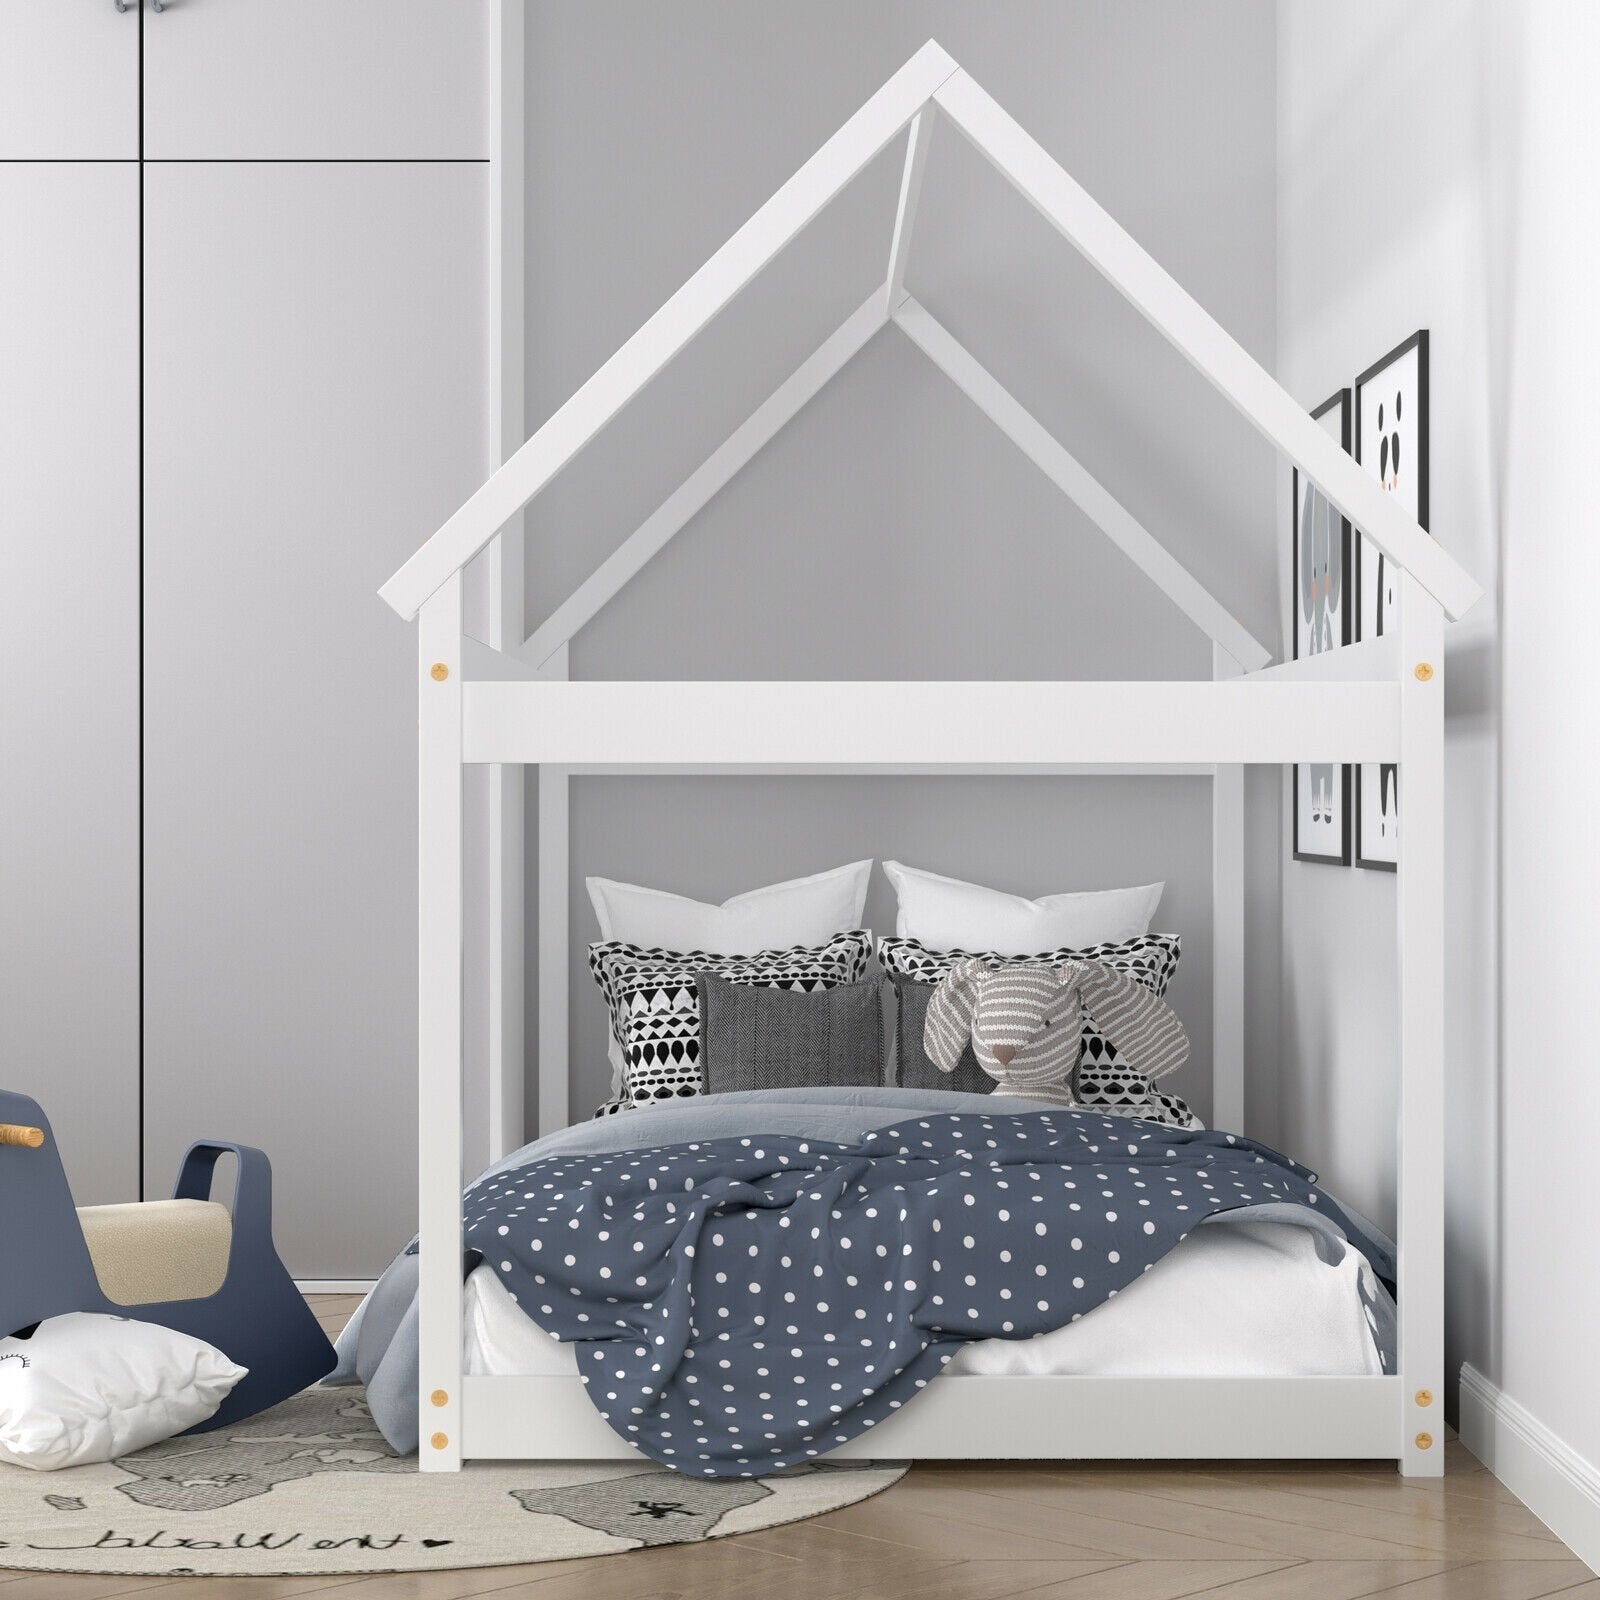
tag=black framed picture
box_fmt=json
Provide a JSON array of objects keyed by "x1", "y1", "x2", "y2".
[
  {"x1": 1292, "y1": 388, "x2": 1352, "y2": 866},
  {"x1": 1354, "y1": 330, "x2": 1429, "y2": 870},
  {"x1": 1354, "y1": 330, "x2": 1429, "y2": 640}
]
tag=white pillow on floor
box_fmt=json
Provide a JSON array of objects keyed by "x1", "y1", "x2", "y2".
[
  {"x1": 882, "y1": 861, "x2": 1163, "y2": 956},
  {"x1": 587, "y1": 861, "x2": 872, "y2": 1093},
  {"x1": 0, "y1": 1312, "x2": 246, "y2": 1470}
]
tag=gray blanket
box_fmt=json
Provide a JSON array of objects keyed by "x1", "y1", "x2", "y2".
[{"x1": 330, "y1": 1088, "x2": 1395, "y2": 1455}]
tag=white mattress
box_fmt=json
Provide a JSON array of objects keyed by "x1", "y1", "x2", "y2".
[{"x1": 465, "y1": 1217, "x2": 1384, "y2": 1380}]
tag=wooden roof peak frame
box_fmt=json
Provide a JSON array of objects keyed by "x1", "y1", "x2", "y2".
[{"x1": 380, "y1": 39, "x2": 1481, "y2": 653}]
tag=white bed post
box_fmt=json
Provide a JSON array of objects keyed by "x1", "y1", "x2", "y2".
[
  {"x1": 1211, "y1": 643, "x2": 1246, "y2": 1132},
  {"x1": 418, "y1": 573, "x2": 465, "y2": 1471},
  {"x1": 1396, "y1": 573, "x2": 1445, "y2": 1477},
  {"x1": 537, "y1": 643, "x2": 571, "y2": 1137}
]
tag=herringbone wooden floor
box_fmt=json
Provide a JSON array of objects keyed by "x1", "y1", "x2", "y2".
[{"x1": 12, "y1": 1295, "x2": 1593, "y2": 1600}]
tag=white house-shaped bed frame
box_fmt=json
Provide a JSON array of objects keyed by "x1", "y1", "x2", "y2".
[{"x1": 382, "y1": 42, "x2": 1481, "y2": 1477}]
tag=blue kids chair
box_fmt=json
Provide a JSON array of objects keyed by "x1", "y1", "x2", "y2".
[{"x1": 0, "y1": 1089, "x2": 335, "y2": 1430}]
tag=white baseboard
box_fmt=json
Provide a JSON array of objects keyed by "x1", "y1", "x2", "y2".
[
  {"x1": 1459, "y1": 1363, "x2": 1600, "y2": 1574},
  {"x1": 295, "y1": 1279, "x2": 375, "y2": 1295}
]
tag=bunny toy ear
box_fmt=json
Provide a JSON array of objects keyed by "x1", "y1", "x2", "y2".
[{"x1": 925, "y1": 957, "x2": 985, "y2": 1073}]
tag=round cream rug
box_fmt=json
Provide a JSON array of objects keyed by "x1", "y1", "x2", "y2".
[{"x1": 0, "y1": 1388, "x2": 906, "y2": 1577}]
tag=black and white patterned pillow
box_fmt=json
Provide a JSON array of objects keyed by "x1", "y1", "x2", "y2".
[
  {"x1": 878, "y1": 933, "x2": 1197, "y2": 1129},
  {"x1": 588, "y1": 930, "x2": 873, "y2": 1110}
]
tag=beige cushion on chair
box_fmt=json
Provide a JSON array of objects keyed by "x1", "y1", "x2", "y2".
[{"x1": 76, "y1": 1200, "x2": 232, "y2": 1306}]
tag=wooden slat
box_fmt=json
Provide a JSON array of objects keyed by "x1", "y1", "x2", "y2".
[
  {"x1": 461, "y1": 679, "x2": 1400, "y2": 767},
  {"x1": 462, "y1": 1373, "x2": 1403, "y2": 1462},
  {"x1": 537, "y1": 645, "x2": 570, "y2": 1138},
  {"x1": 551, "y1": 762, "x2": 1213, "y2": 776},
  {"x1": 1211, "y1": 643, "x2": 1246, "y2": 1133}
]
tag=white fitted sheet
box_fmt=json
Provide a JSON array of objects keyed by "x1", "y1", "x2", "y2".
[{"x1": 464, "y1": 1217, "x2": 1384, "y2": 1380}]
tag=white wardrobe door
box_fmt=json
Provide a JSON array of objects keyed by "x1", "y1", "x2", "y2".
[
  {"x1": 142, "y1": 162, "x2": 487, "y2": 1277},
  {"x1": 0, "y1": 165, "x2": 141, "y2": 1204},
  {"x1": 142, "y1": 1, "x2": 488, "y2": 160},
  {"x1": 0, "y1": 2, "x2": 138, "y2": 159}
]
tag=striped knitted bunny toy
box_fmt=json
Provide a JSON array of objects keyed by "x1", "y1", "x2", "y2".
[{"x1": 924, "y1": 958, "x2": 1189, "y2": 1108}]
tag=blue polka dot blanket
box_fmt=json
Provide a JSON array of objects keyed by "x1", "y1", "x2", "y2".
[{"x1": 449, "y1": 1101, "x2": 1394, "y2": 1477}]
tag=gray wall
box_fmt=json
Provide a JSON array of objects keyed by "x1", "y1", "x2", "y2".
[{"x1": 523, "y1": 3, "x2": 1282, "y2": 1127}]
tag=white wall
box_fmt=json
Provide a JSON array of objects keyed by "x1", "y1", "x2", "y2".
[
  {"x1": 1280, "y1": 0, "x2": 1600, "y2": 1473},
  {"x1": 1494, "y1": 1, "x2": 1600, "y2": 1488}
]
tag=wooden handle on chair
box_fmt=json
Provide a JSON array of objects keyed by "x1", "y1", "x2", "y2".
[{"x1": 0, "y1": 1123, "x2": 45, "y2": 1148}]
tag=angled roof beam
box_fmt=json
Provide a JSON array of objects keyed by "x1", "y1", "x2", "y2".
[
  {"x1": 463, "y1": 635, "x2": 542, "y2": 682},
  {"x1": 885, "y1": 108, "x2": 936, "y2": 314},
  {"x1": 894, "y1": 296, "x2": 1272, "y2": 671},
  {"x1": 517, "y1": 288, "x2": 889, "y2": 668},
  {"x1": 931, "y1": 69, "x2": 1482, "y2": 622},
  {"x1": 1243, "y1": 631, "x2": 1398, "y2": 684},
  {"x1": 381, "y1": 39, "x2": 959, "y2": 620}
]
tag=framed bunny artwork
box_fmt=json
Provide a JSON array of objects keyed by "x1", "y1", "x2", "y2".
[
  {"x1": 1291, "y1": 387, "x2": 1353, "y2": 865},
  {"x1": 1354, "y1": 329, "x2": 1430, "y2": 870}
]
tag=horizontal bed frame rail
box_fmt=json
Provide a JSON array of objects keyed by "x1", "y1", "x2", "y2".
[
  {"x1": 461, "y1": 1374, "x2": 1403, "y2": 1461},
  {"x1": 459, "y1": 679, "x2": 1399, "y2": 765}
]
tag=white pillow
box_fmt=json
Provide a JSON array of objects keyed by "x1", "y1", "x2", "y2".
[
  {"x1": 587, "y1": 861, "x2": 872, "y2": 1093},
  {"x1": 882, "y1": 861, "x2": 1163, "y2": 956},
  {"x1": 0, "y1": 1312, "x2": 246, "y2": 1470}
]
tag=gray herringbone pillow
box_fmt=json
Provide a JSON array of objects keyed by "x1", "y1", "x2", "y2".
[
  {"x1": 891, "y1": 972, "x2": 990, "y2": 1096},
  {"x1": 696, "y1": 974, "x2": 884, "y2": 1094}
]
